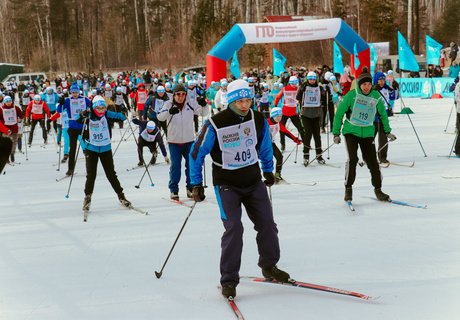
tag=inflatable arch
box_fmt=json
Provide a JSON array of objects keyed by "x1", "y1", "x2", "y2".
[{"x1": 206, "y1": 18, "x2": 369, "y2": 87}]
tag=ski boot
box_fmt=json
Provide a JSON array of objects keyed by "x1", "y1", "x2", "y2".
[
  {"x1": 262, "y1": 266, "x2": 290, "y2": 283},
  {"x1": 317, "y1": 155, "x2": 326, "y2": 165},
  {"x1": 186, "y1": 189, "x2": 193, "y2": 199},
  {"x1": 82, "y1": 194, "x2": 92, "y2": 211},
  {"x1": 221, "y1": 283, "x2": 237, "y2": 298},
  {"x1": 374, "y1": 188, "x2": 390, "y2": 201},
  {"x1": 303, "y1": 153, "x2": 310, "y2": 167},
  {"x1": 137, "y1": 160, "x2": 144, "y2": 167},
  {"x1": 274, "y1": 172, "x2": 283, "y2": 183},
  {"x1": 61, "y1": 154, "x2": 69, "y2": 163},
  {"x1": 65, "y1": 169, "x2": 73, "y2": 176},
  {"x1": 118, "y1": 192, "x2": 132, "y2": 207},
  {"x1": 10, "y1": 154, "x2": 15, "y2": 163},
  {"x1": 149, "y1": 152, "x2": 157, "y2": 165},
  {"x1": 344, "y1": 187, "x2": 352, "y2": 201},
  {"x1": 170, "y1": 192, "x2": 179, "y2": 200}
]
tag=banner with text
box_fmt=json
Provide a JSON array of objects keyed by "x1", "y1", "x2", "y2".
[{"x1": 396, "y1": 77, "x2": 456, "y2": 98}]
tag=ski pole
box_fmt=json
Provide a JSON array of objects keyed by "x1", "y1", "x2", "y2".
[
  {"x1": 294, "y1": 134, "x2": 299, "y2": 164},
  {"x1": 23, "y1": 129, "x2": 29, "y2": 161},
  {"x1": 112, "y1": 125, "x2": 130, "y2": 157},
  {"x1": 282, "y1": 144, "x2": 298, "y2": 166},
  {"x1": 305, "y1": 143, "x2": 335, "y2": 167},
  {"x1": 127, "y1": 119, "x2": 154, "y2": 188},
  {"x1": 57, "y1": 130, "x2": 62, "y2": 171},
  {"x1": 444, "y1": 103, "x2": 455, "y2": 132},
  {"x1": 448, "y1": 133, "x2": 458, "y2": 158},
  {"x1": 326, "y1": 91, "x2": 330, "y2": 159},
  {"x1": 155, "y1": 201, "x2": 197, "y2": 279},
  {"x1": 400, "y1": 95, "x2": 427, "y2": 157},
  {"x1": 65, "y1": 118, "x2": 87, "y2": 198}
]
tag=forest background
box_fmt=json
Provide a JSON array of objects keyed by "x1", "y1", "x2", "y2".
[{"x1": 0, "y1": 0, "x2": 458, "y2": 74}]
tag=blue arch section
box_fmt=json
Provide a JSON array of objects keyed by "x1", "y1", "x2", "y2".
[
  {"x1": 335, "y1": 20, "x2": 368, "y2": 53},
  {"x1": 208, "y1": 25, "x2": 246, "y2": 61}
]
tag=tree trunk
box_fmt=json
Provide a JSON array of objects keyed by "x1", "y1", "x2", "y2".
[{"x1": 408, "y1": 0, "x2": 413, "y2": 46}]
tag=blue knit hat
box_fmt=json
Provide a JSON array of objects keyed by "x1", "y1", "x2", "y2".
[{"x1": 70, "y1": 83, "x2": 80, "y2": 93}]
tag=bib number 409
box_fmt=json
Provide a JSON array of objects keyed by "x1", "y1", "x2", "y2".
[{"x1": 234, "y1": 149, "x2": 251, "y2": 162}]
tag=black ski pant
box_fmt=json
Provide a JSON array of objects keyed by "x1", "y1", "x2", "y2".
[
  {"x1": 280, "y1": 114, "x2": 304, "y2": 149},
  {"x1": 28, "y1": 119, "x2": 47, "y2": 144},
  {"x1": 344, "y1": 134, "x2": 382, "y2": 189},
  {"x1": 272, "y1": 143, "x2": 283, "y2": 174},
  {"x1": 46, "y1": 111, "x2": 58, "y2": 133},
  {"x1": 158, "y1": 120, "x2": 168, "y2": 137},
  {"x1": 301, "y1": 115, "x2": 322, "y2": 156},
  {"x1": 455, "y1": 113, "x2": 460, "y2": 155},
  {"x1": 374, "y1": 121, "x2": 388, "y2": 162},
  {"x1": 138, "y1": 138, "x2": 157, "y2": 163},
  {"x1": 321, "y1": 103, "x2": 335, "y2": 131},
  {"x1": 84, "y1": 149, "x2": 123, "y2": 196},
  {"x1": 0, "y1": 135, "x2": 13, "y2": 173}
]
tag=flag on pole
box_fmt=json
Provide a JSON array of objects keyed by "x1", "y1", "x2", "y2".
[
  {"x1": 398, "y1": 31, "x2": 420, "y2": 72},
  {"x1": 370, "y1": 44, "x2": 378, "y2": 75},
  {"x1": 353, "y1": 43, "x2": 360, "y2": 70},
  {"x1": 333, "y1": 41, "x2": 344, "y2": 74},
  {"x1": 273, "y1": 48, "x2": 287, "y2": 77},
  {"x1": 426, "y1": 35, "x2": 443, "y2": 66},
  {"x1": 230, "y1": 51, "x2": 241, "y2": 79}
]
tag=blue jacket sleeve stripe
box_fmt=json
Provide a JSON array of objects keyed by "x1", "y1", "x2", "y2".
[
  {"x1": 189, "y1": 121, "x2": 215, "y2": 186},
  {"x1": 258, "y1": 119, "x2": 274, "y2": 173}
]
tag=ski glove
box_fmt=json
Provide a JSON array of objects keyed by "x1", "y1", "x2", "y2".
[
  {"x1": 293, "y1": 137, "x2": 302, "y2": 145},
  {"x1": 164, "y1": 156, "x2": 170, "y2": 164},
  {"x1": 169, "y1": 106, "x2": 180, "y2": 115},
  {"x1": 263, "y1": 172, "x2": 275, "y2": 187},
  {"x1": 192, "y1": 185, "x2": 206, "y2": 202},
  {"x1": 386, "y1": 133, "x2": 397, "y2": 141},
  {"x1": 80, "y1": 110, "x2": 90, "y2": 119},
  {"x1": 333, "y1": 135, "x2": 341, "y2": 144},
  {"x1": 197, "y1": 96, "x2": 207, "y2": 107}
]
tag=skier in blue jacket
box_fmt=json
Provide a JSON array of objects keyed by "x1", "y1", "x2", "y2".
[{"x1": 189, "y1": 79, "x2": 290, "y2": 299}]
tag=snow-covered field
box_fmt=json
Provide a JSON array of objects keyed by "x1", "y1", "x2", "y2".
[{"x1": 1, "y1": 97, "x2": 459, "y2": 320}]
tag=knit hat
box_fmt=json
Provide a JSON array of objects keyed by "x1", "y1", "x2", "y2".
[
  {"x1": 157, "y1": 85, "x2": 165, "y2": 93},
  {"x1": 227, "y1": 79, "x2": 253, "y2": 104},
  {"x1": 92, "y1": 95, "x2": 107, "y2": 108},
  {"x1": 3, "y1": 96, "x2": 12, "y2": 103},
  {"x1": 306, "y1": 71, "x2": 317, "y2": 80},
  {"x1": 357, "y1": 68, "x2": 372, "y2": 87},
  {"x1": 270, "y1": 107, "x2": 282, "y2": 118},
  {"x1": 70, "y1": 83, "x2": 79, "y2": 93},
  {"x1": 173, "y1": 84, "x2": 186, "y2": 94},
  {"x1": 146, "y1": 121, "x2": 156, "y2": 131},
  {"x1": 288, "y1": 76, "x2": 299, "y2": 85}
]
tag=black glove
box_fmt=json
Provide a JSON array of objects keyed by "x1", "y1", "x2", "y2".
[
  {"x1": 197, "y1": 96, "x2": 207, "y2": 107},
  {"x1": 169, "y1": 106, "x2": 180, "y2": 115},
  {"x1": 80, "y1": 110, "x2": 90, "y2": 118},
  {"x1": 263, "y1": 172, "x2": 275, "y2": 187},
  {"x1": 192, "y1": 185, "x2": 206, "y2": 202},
  {"x1": 121, "y1": 106, "x2": 128, "y2": 114}
]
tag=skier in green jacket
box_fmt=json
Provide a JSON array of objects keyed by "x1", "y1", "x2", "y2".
[{"x1": 332, "y1": 68, "x2": 397, "y2": 202}]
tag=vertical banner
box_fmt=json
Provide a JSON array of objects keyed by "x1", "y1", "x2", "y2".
[
  {"x1": 370, "y1": 44, "x2": 378, "y2": 75},
  {"x1": 426, "y1": 35, "x2": 443, "y2": 66},
  {"x1": 230, "y1": 51, "x2": 241, "y2": 79},
  {"x1": 273, "y1": 48, "x2": 287, "y2": 77},
  {"x1": 398, "y1": 31, "x2": 420, "y2": 72},
  {"x1": 333, "y1": 41, "x2": 344, "y2": 74}
]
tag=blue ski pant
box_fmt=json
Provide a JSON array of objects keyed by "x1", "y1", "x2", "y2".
[{"x1": 168, "y1": 142, "x2": 192, "y2": 193}]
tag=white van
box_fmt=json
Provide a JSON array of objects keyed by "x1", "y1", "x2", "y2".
[{"x1": 2, "y1": 72, "x2": 47, "y2": 86}]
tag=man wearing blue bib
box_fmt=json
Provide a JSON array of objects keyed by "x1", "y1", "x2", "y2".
[{"x1": 190, "y1": 79, "x2": 290, "y2": 299}]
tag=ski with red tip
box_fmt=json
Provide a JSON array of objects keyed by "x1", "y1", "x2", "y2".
[
  {"x1": 162, "y1": 197, "x2": 193, "y2": 208},
  {"x1": 243, "y1": 276, "x2": 377, "y2": 301},
  {"x1": 218, "y1": 287, "x2": 245, "y2": 320}
]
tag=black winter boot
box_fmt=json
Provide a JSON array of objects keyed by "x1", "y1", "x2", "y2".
[
  {"x1": 262, "y1": 266, "x2": 290, "y2": 283},
  {"x1": 374, "y1": 188, "x2": 390, "y2": 201},
  {"x1": 344, "y1": 187, "x2": 353, "y2": 201}
]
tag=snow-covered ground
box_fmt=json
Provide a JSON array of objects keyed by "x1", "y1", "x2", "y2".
[{"x1": 1, "y1": 97, "x2": 459, "y2": 320}]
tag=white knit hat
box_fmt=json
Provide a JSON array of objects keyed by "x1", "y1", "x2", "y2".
[{"x1": 227, "y1": 79, "x2": 253, "y2": 104}]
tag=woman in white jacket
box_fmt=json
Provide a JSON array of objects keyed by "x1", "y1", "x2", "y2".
[
  {"x1": 454, "y1": 79, "x2": 460, "y2": 156},
  {"x1": 157, "y1": 84, "x2": 209, "y2": 200}
]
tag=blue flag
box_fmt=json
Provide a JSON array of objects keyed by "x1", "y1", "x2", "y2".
[
  {"x1": 333, "y1": 41, "x2": 344, "y2": 74},
  {"x1": 370, "y1": 44, "x2": 378, "y2": 75},
  {"x1": 353, "y1": 43, "x2": 360, "y2": 70},
  {"x1": 398, "y1": 31, "x2": 420, "y2": 72},
  {"x1": 426, "y1": 35, "x2": 443, "y2": 66},
  {"x1": 273, "y1": 48, "x2": 287, "y2": 77},
  {"x1": 230, "y1": 51, "x2": 241, "y2": 79}
]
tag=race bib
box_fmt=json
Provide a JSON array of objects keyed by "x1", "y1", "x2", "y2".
[
  {"x1": 154, "y1": 99, "x2": 165, "y2": 113},
  {"x1": 61, "y1": 111, "x2": 69, "y2": 128},
  {"x1": 69, "y1": 98, "x2": 86, "y2": 119},
  {"x1": 2, "y1": 107, "x2": 17, "y2": 125},
  {"x1": 140, "y1": 128, "x2": 158, "y2": 142},
  {"x1": 88, "y1": 116, "x2": 110, "y2": 146},
  {"x1": 22, "y1": 97, "x2": 30, "y2": 106},
  {"x1": 213, "y1": 112, "x2": 258, "y2": 170},
  {"x1": 46, "y1": 94, "x2": 56, "y2": 105},
  {"x1": 31, "y1": 102, "x2": 43, "y2": 115},
  {"x1": 115, "y1": 95, "x2": 124, "y2": 105},
  {"x1": 349, "y1": 93, "x2": 378, "y2": 127},
  {"x1": 284, "y1": 91, "x2": 297, "y2": 107},
  {"x1": 138, "y1": 91, "x2": 147, "y2": 104},
  {"x1": 302, "y1": 86, "x2": 321, "y2": 107}
]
